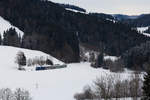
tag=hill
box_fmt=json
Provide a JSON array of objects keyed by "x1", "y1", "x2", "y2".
[
  {"x1": 0, "y1": 45, "x2": 134, "y2": 100},
  {"x1": 121, "y1": 14, "x2": 150, "y2": 27},
  {"x1": 0, "y1": 16, "x2": 24, "y2": 38},
  {"x1": 113, "y1": 14, "x2": 138, "y2": 20},
  {"x1": 0, "y1": 0, "x2": 149, "y2": 62},
  {"x1": 0, "y1": 46, "x2": 63, "y2": 70}
]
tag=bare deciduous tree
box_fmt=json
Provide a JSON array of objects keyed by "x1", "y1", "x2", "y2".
[{"x1": 74, "y1": 73, "x2": 143, "y2": 100}]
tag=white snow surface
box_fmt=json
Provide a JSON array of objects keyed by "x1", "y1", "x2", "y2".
[
  {"x1": 137, "y1": 27, "x2": 150, "y2": 37},
  {"x1": 137, "y1": 27, "x2": 149, "y2": 33},
  {"x1": 106, "y1": 18, "x2": 117, "y2": 23},
  {"x1": 0, "y1": 46, "x2": 137, "y2": 100},
  {"x1": 0, "y1": 16, "x2": 24, "y2": 38},
  {"x1": 65, "y1": 8, "x2": 87, "y2": 14},
  {"x1": 104, "y1": 55, "x2": 119, "y2": 62}
]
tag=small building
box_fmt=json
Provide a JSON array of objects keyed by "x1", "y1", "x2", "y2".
[{"x1": 36, "y1": 64, "x2": 67, "y2": 71}]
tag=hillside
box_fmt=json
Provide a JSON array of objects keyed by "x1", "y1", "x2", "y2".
[
  {"x1": 0, "y1": 0, "x2": 149, "y2": 63},
  {"x1": 121, "y1": 14, "x2": 150, "y2": 27},
  {"x1": 0, "y1": 0, "x2": 148, "y2": 100},
  {"x1": 0, "y1": 16, "x2": 24, "y2": 38},
  {"x1": 0, "y1": 46, "x2": 134, "y2": 100},
  {"x1": 113, "y1": 14, "x2": 138, "y2": 20},
  {"x1": 0, "y1": 46, "x2": 63, "y2": 70}
]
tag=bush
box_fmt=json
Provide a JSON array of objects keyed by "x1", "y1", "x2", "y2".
[
  {"x1": 46, "y1": 59, "x2": 53, "y2": 65},
  {"x1": 26, "y1": 57, "x2": 53, "y2": 67},
  {"x1": 15, "y1": 51, "x2": 26, "y2": 70},
  {"x1": 74, "y1": 73, "x2": 143, "y2": 100},
  {"x1": 0, "y1": 88, "x2": 32, "y2": 100},
  {"x1": 74, "y1": 86, "x2": 94, "y2": 100},
  {"x1": 14, "y1": 88, "x2": 32, "y2": 100},
  {"x1": 103, "y1": 59, "x2": 124, "y2": 72}
]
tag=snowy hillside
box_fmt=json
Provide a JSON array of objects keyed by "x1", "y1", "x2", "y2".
[
  {"x1": 137, "y1": 27, "x2": 150, "y2": 37},
  {"x1": 0, "y1": 46, "x2": 63, "y2": 71},
  {"x1": 0, "y1": 46, "x2": 136, "y2": 100},
  {"x1": 65, "y1": 8, "x2": 87, "y2": 14},
  {"x1": 0, "y1": 16, "x2": 24, "y2": 38}
]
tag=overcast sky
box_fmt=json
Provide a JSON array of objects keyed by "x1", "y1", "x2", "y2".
[{"x1": 50, "y1": 0, "x2": 150, "y2": 15}]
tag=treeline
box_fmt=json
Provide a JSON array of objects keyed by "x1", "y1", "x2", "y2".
[
  {"x1": 0, "y1": 28, "x2": 21, "y2": 47},
  {"x1": 75, "y1": 63, "x2": 150, "y2": 100},
  {"x1": 122, "y1": 41, "x2": 150, "y2": 71},
  {"x1": 0, "y1": 0, "x2": 149, "y2": 63},
  {"x1": 122, "y1": 14, "x2": 150, "y2": 27},
  {"x1": 15, "y1": 51, "x2": 53, "y2": 70},
  {"x1": 89, "y1": 13, "x2": 114, "y2": 20},
  {"x1": 0, "y1": 88, "x2": 31, "y2": 100},
  {"x1": 92, "y1": 40, "x2": 150, "y2": 71},
  {"x1": 74, "y1": 73, "x2": 142, "y2": 100},
  {"x1": 0, "y1": 0, "x2": 80, "y2": 63},
  {"x1": 144, "y1": 27, "x2": 150, "y2": 34}
]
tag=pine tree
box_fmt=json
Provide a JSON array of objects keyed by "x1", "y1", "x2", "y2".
[
  {"x1": 142, "y1": 68, "x2": 150, "y2": 100},
  {"x1": 3, "y1": 28, "x2": 21, "y2": 47},
  {"x1": 97, "y1": 53, "x2": 104, "y2": 67},
  {"x1": 46, "y1": 59, "x2": 53, "y2": 65}
]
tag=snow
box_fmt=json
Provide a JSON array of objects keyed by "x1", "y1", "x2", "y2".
[
  {"x1": 106, "y1": 18, "x2": 117, "y2": 23},
  {"x1": 0, "y1": 46, "x2": 63, "y2": 70},
  {"x1": 94, "y1": 97, "x2": 140, "y2": 100},
  {"x1": 0, "y1": 46, "x2": 140, "y2": 100},
  {"x1": 137, "y1": 27, "x2": 150, "y2": 37},
  {"x1": 104, "y1": 55, "x2": 119, "y2": 62},
  {"x1": 137, "y1": 27, "x2": 149, "y2": 33},
  {"x1": 65, "y1": 8, "x2": 89, "y2": 14},
  {"x1": 0, "y1": 16, "x2": 24, "y2": 38}
]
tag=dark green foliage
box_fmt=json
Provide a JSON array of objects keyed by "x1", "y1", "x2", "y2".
[
  {"x1": 89, "y1": 13, "x2": 114, "y2": 20},
  {"x1": 0, "y1": 0, "x2": 149, "y2": 63},
  {"x1": 16, "y1": 51, "x2": 26, "y2": 67},
  {"x1": 143, "y1": 69, "x2": 150, "y2": 100},
  {"x1": 46, "y1": 59, "x2": 53, "y2": 65},
  {"x1": 0, "y1": 0, "x2": 80, "y2": 63},
  {"x1": 97, "y1": 53, "x2": 104, "y2": 67},
  {"x1": 122, "y1": 41, "x2": 150, "y2": 70},
  {"x1": 144, "y1": 27, "x2": 150, "y2": 34},
  {"x1": 122, "y1": 14, "x2": 150, "y2": 27},
  {"x1": 3, "y1": 28, "x2": 21, "y2": 47}
]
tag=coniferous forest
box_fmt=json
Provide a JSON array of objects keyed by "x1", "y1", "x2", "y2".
[{"x1": 0, "y1": 0, "x2": 150, "y2": 70}]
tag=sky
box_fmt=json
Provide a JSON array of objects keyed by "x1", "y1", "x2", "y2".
[{"x1": 50, "y1": 0, "x2": 150, "y2": 15}]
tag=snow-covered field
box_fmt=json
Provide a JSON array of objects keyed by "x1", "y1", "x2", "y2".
[
  {"x1": 0, "y1": 46, "x2": 136, "y2": 100},
  {"x1": 0, "y1": 16, "x2": 24, "y2": 38}
]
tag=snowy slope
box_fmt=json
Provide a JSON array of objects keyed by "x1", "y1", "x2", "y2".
[
  {"x1": 137, "y1": 27, "x2": 150, "y2": 37},
  {"x1": 0, "y1": 16, "x2": 24, "y2": 38},
  {"x1": 137, "y1": 27, "x2": 149, "y2": 33},
  {"x1": 0, "y1": 46, "x2": 63, "y2": 71},
  {"x1": 65, "y1": 8, "x2": 87, "y2": 14},
  {"x1": 0, "y1": 46, "x2": 136, "y2": 100}
]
